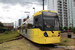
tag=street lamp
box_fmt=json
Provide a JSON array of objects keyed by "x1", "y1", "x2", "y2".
[
  {"x1": 71, "y1": 0, "x2": 73, "y2": 28},
  {"x1": 33, "y1": 7, "x2": 35, "y2": 14}
]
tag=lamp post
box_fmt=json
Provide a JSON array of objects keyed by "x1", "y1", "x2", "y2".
[
  {"x1": 33, "y1": 7, "x2": 35, "y2": 14},
  {"x1": 42, "y1": 0, "x2": 44, "y2": 10},
  {"x1": 71, "y1": 0, "x2": 73, "y2": 28}
]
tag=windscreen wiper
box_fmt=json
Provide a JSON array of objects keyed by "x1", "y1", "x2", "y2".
[{"x1": 45, "y1": 27, "x2": 54, "y2": 33}]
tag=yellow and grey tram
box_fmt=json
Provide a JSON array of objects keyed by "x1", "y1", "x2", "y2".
[{"x1": 19, "y1": 10, "x2": 61, "y2": 44}]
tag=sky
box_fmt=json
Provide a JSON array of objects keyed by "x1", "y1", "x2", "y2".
[{"x1": 0, "y1": 0, "x2": 47, "y2": 27}]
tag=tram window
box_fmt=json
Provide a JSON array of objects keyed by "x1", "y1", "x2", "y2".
[
  {"x1": 27, "y1": 24, "x2": 33, "y2": 29},
  {"x1": 22, "y1": 29, "x2": 23, "y2": 33},
  {"x1": 34, "y1": 15, "x2": 43, "y2": 30},
  {"x1": 25, "y1": 29, "x2": 27, "y2": 34},
  {"x1": 35, "y1": 18, "x2": 38, "y2": 22}
]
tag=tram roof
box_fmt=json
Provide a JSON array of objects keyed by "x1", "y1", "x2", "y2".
[{"x1": 33, "y1": 10, "x2": 59, "y2": 17}]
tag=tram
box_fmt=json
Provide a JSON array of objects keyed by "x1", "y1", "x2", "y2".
[{"x1": 18, "y1": 10, "x2": 60, "y2": 44}]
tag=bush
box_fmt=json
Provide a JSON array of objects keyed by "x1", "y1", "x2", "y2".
[
  {"x1": 0, "y1": 29, "x2": 4, "y2": 33},
  {"x1": 69, "y1": 27, "x2": 72, "y2": 30},
  {"x1": 73, "y1": 27, "x2": 75, "y2": 34},
  {"x1": 4, "y1": 31, "x2": 9, "y2": 34},
  {"x1": 59, "y1": 27, "x2": 63, "y2": 30},
  {"x1": 64, "y1": 26, "x2": 68, "y2": 30},
  {"x1": 9, "y1": 31, "x2": 12, "y2": 33},
  {"x1": 0, "y1": 31, "x2": 3, "y2": 33}
]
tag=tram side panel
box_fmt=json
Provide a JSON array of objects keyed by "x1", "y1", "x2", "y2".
[
  {"x1": 26, "y1": 29, "x2": 34, "y2": 41},
  {"x1": 19, "y1": 27, "x2": 60, "y2": 44}
]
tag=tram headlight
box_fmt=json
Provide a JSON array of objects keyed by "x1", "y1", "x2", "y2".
[
  {"x1": 58, "y1": 33, "x2": 60, "y2": 36},
  {"x1": 44, "y1": 32, "x2": 48, "y2": 37}
]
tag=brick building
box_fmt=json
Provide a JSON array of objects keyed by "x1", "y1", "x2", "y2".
[
  {"x1": 3, "y1": 23, "x2": 14, "y2": 29},
  {"x1": 0, "y1": 22, "x2": 1, "y2": 23}
]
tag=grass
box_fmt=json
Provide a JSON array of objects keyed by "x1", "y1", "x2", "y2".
[
  {"x1": 0, "y1": 31, "x2": 33, "y2": 50},
  {"x1": 0, "y1": 40, "x2": 33, "y2": 50},
  {"x1": 58, "y1": 37, "x2": 74, "y2": 46},
  {"x1": 58, "y1": 43, "x2": 68, "y2": 46},
  {"x1": 63, "y1": 39, "x2": 68, "y2": 42},
  {"x1": 0, "y1": 31, "x2": 20, "y2": 43}
]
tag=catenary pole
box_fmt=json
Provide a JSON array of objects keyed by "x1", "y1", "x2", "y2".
[{"x1": 43, "y1": 0, "x2": 44, "y2": 10}]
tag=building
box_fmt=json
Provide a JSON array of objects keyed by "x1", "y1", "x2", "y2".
[
  {"x1": 47, "y1": 0, "x2": 75, "y2": 28},
  {"x1": 18, "y1": 19, "x2": 22, "y2": 26},
  {"x1": 47, "y1": 0, "x2": 68, "y2": 27},
  {"x1": 67, "y1": 0, "x2": 75, "y2": 27},
  {"x1": 3, "y1": 23, "x2": 14, "y2": 29},
  {"x1": 58, "y1": 0, "x2": 68, "y2": 27},
  {"x1": 47, "y1": 0, "x2": 58, "y2": 12}
]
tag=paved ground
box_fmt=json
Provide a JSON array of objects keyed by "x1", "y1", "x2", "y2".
[
  {"x1": 20, "y1": 37, "x2": 39, "y2": 50},
  {"x1": 0, "y1": 33, "x2": 3, "y2": 34},
  {"x1": 61, "y1": 32, "x2": 75, "y2": 38},
  {"x1": 61, "y1": 33, "x2": 75, "y2": 50},
  {"x1": 74, "y1": 38, "x2": 75, "y2": 46}
]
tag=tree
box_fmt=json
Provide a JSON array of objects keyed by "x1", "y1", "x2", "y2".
[
  {"x1": 73, "y1": 27, "x2": 75, "y2": 34},
  {"x1": 0, "y1": 23, "x2": 4, "y2": 33},
  {"x1": 0, "y1": 23, "x2": 4, "y2": 28}
]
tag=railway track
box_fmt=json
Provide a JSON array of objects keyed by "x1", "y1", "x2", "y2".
[
  {"x1": 21, "y1": 36, "x2": 63, "y2": 50},
  {"x1": 19, "y1": 35, "x2": 75, "y2": 50},
  {"x1": 37, "y1": 44, "x2": 75, "y2": 50},
  {"x1": 36, "y1": 44, "x2": 63, "y2": 50}
]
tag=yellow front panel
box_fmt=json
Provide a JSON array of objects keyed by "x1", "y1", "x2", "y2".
[
  {"x1": 43, "y1": 37, "x2": 60, "y2": 44},
  {"x1": 32, "y1": 29, "x2": 39, "y2": 43},
  {"x1": 47, "y1": 31, "x2": 60, "y2": 37},
  {"x1": 46, "y1": 31, "x2": 53, "y2": 37},
  {"x1": 39, "y1": 38, "x2": 44, "y2": 44},
  {"x1": 54, "y1": 31, "x2": 59, "y2": 37},
  {"x1": 38, "y1": 29, "x2": 45, "y2": 37}
]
